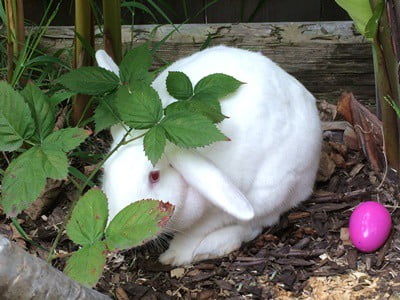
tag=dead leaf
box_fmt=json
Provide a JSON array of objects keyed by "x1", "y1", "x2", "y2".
[
  {"x1": 115, "y1": 287, "x2": 129, "y2": 300},
  {"x1": 330, "y1": 152, "x2": 346, "y2": 168},
  {"x1": 337, "y1": 92, "x2": 383, "y2": 172},
  {"x1": 170, "y1": 267, "x2": 185, "y2": 279},
  {"x1": 340, "y1": 227, "x2": 352, "y2": 246},
  {"x1": 319, "y1": 100, "x2": 338, "y2": 121},
  {"x1": 317, "y1": 151, "x2": 336, "y2": 182}
]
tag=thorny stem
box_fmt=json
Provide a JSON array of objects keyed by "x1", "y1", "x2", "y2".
[{"x1": 47, "y1": 128, "x2": 147, "y2": 262}]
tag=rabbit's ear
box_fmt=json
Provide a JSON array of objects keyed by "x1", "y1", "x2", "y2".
[
  {"x1": 95, "y1": 50, "x2": 119, "y2": 76},
  {"x1": 167, "y1": 149, "x2": 255, "y2": 221}
]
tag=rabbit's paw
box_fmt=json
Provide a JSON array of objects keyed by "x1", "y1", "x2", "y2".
[
  {"x1": 159, "y1": 234, "x2": 200, "y2": 266},
  {"x1": 159, "y1": 225, "x2": 261, "y2": 266},
  {"x1": 192, "y1": 225, "x2": 260, "y2": 262}
]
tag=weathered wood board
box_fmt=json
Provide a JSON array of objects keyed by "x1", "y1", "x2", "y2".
[{"x1": 41, "y1": 22, "x2": 375, "y2": 105}]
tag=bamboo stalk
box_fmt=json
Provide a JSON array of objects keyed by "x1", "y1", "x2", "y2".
[
  {"x1": 370, "y1": 0, "x2": 400, "y2": 170},
  {"x1": 5, "y1": 0, "x2": 24, "y2": 84},
  {"x1": 102, "y1": 0, "x2": 122, "y2": 64},
  {"x1": 72, "y1": 0, "x2": 95, "y2": 125}
]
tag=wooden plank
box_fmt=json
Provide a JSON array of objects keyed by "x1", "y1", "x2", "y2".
[{"x1": 40, "y1": 22, "x2": 374, "y2": 105}]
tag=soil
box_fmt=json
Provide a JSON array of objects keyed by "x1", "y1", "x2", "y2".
[{"x1": 1, "y1": 103, "x2": 400, "y2": 299}]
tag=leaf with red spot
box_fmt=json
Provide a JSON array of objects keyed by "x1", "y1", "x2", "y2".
[
  {"x1": 105, "y1": 199, "x2": 174, "y2": 251},
  {"x1": 66, "y1": 189, "x2": 109, "y2": 246},
  {"x1": 64, "y1": 240, "x2": 107, "y2": 287}
]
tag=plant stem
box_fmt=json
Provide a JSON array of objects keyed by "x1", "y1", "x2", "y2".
[
  {"x1": 11, "y1": 218, "x2": 49, "y2": 252},
  {"x1": 370, "y1": 0, "x2": 400, "y2": 170},
  {"x1": 5, "y1": 0, "x2": 24, "y2": 83},
  {"x1": 102, "y1": 0, "x2": 122, "y2": 64},
  {"x1": 47, "y1": 129, "x2": 147, "y2": 262},
  {"x1": 72, "y1": 0, "x2": 95, "y2": 125}
]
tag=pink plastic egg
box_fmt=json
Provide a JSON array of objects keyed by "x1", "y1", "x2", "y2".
[{"x1": 349, "y1": 201, "x2": 391, "y2": 252}]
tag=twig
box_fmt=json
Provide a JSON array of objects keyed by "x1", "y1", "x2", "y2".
[{"x1": 307, "y1": 189, "x2": 371, "y2": 204}]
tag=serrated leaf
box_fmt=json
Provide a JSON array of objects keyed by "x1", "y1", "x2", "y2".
[
  {"x1": 116, "y1": 84, "x2": 163, "y2": 129},
  {"x1": 64, "y1": 241, "x2": 107, "y2": 287},
  {"x1": 57, "y1": 66, "x2": 120, "y2": 95},
  {"x1": 94, "y1": 94, "x2": 120, "y2": 133},
  {"x1": 0, "y1": 81, "x2": 35, "y2": 151},
  {"x1": 335, "y1": 0, "x2": 373, "y2": 36},
  {"x1": 166, "y1": 71, "x2": 193, "y2": 100},
  {"x1": 194, "y1": 73, "x2": 244, "y2": 100},
  {"x1": 120, "y1": 44, "x2": 153, "y2": 83},
  {"x1": 364, "y1": 0, "x2": 384, "y2": 39},
  {"x1": 1, "y1": 147, "x2": 47, "y2": 216},
  {"x1": 161, "y1": 112, "x2": 228, "y2": 148},
  {"x1": 21, "y1": 83, "x2": 55, "y2": 143},
  {"x1": 143, "y1": 125, "x2": 166, "y2": 166},
  {"x1": 43, "y1": 128, "x2": 89, "y2": 152},
  {"x1": 40, "y1": 146, "x2": 69, "y2": 179},
  {"x1": 105, "y1": 200, "x2": 174, "y2": 251},
  {"x1": 66, "y1": 189, "x2": 108, "y2": 246},
  {"x1": 165, "y1": 97, "x2": 225, "y2": 123}
]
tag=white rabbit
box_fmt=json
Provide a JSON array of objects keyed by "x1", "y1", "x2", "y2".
[{"x1": 96, "y1": 46, "x2": 321, "y2": 266}]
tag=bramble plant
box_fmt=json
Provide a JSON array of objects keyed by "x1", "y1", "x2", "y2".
[
  {"x1": 65, "y1": 189, "x2": 174, "y2": 287},
  {"x1": 0, "y1": 43, "x2": 243, "y2": 286},
  {"x1": 57, "y1": 44, "x2": 243, "y2": 165}
]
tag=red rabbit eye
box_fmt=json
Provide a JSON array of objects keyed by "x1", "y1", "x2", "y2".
[{"x1": 149, "y1": 171, "x2": 160, "y2": 183}]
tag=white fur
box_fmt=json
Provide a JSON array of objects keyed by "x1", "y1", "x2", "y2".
[{"x1": 97, "y1": 46, "x2": 321, "y2": 266}]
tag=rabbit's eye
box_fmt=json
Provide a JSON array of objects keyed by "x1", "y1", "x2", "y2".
[{"x1": 149, "y1": 170, "x2": 160, "y2": 183}]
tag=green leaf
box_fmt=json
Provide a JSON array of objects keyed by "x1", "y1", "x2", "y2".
[
  {"x1": 94, "y1": 94, "x2": 120, "y2": 133},
  {"x1": 48, "y1": 91, "x2": 76, "y2": 105},
  {"x1": 64, "y1": 241, "x2": 107, "y2": 287},
  {"x1": 364, "y1": 0, "x2": 384, "y2": 39},
  {"x1": 43, "y1": 128, "x2": 89, "y2": 152},
  {"x1": 119, "y1": 44, "x2": 153, "y2": 83},
  {"x1": 335, "y1": 0, "x2": 373, "y2": 36},
  {"x1": 21, "y1": 83, "x2": 55, "y2": 143},
  {"x1": 105, "y1": 200, "x2": 174, "y2": 251},
  {"x1": 194, "y1": 73, "x2": 244, "y2": 100},
  {"x1": 1, "y1": 147, "x2": 46, "y2": 216},
  {"x1": 57, "y1": 66, "x2": 120, "y2": 95},
  {"x1": 116, "y1": 84, "x2": 163, "y2": 129},
  {"x1": 166, "y1": 71, "x2": 193, "y2": 100},
  {"x1": 0, "y1": 81, "x2": 35, "y2": 151},
  {"x1": 165, "y1": 97, "x2": 225, "y2": 123},
  {"x1": 143, "y1": 125, "x2": 166, "y2": 166},
  {"x1": 66, "y1": 189, "x2": 108, "y2": 246},
  {"x1": 161, "y1": 112, "x2": 228, "y2": 148},
  {"x1": 40, "y1": 145, "x2": 69, "y2": 179}
]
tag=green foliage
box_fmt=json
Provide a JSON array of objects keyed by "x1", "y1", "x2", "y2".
[
  {"x1": 64, "y1": 240, "x2": 107, "y2": 287},
  {"x1": 335, "y1": 0, "x2": 384, "y2": 39},
  {"x1": 94, "y1": 94, "x2": 120, "y2": 133},
  {"x1": 161, "y1": 112, "x2": 228, "y2": 148},
  {"x1": 143, "y1": 125, "x2": 167, "y2": 166},
  {"x1": 116, "y1": 84, "x2": 163, "y2": 129},
  {"x1": 20, "y1": 83, "x2": 55, "y2": 143},
  {"x1": 66, "y1": 189, "x2": 108, "y2": 246},
  {"x1": 105, "y1": 199, "x2": 174, "y2": 251},
  {"x1": 194, "y1": 73, "x2": 244, "y2": 100},
  {"x1": 1, "y1": 128, "x2": 88, "y2": 216},
  {"x1": 166, "y1": 71, "x2": 193, "y2": 100},
  {"x1": 57, "y1": 66, "x2": 120, "y2": 95},
  {"x1": 119, "y1": 44, "x2": 153, "y2": 84},
  {"x1": 65, "y1": 189, "x2": 174, "y2": 287},
  {"x1": 0, "y1": 82, "x2": 35, "y2": 151}
]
